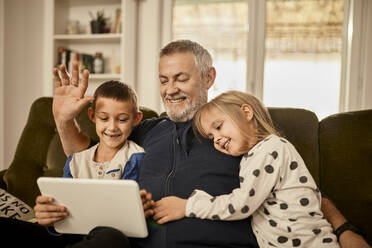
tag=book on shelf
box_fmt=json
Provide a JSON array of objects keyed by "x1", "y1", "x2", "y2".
[
  {"x1": 112, "y1": 8, "x2": 122, "y2": 34},
  {"x1": 56, "y1": 47, "x2": 94, "y2": 74},
  {"x1": 80, "y1": 54, "x2": 94, "y2": 73}
]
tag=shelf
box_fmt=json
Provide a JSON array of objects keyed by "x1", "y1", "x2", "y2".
[
  {"x1": 89, "y1": 73, "x2": 121, "y2": 80},
  {"x1": 54, "y1": 33, "x2": 121, "y2": 41}
]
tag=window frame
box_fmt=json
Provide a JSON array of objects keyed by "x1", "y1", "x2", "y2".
[{"x1": 340, "y1": 0, "x2": 370, "y2": 112}]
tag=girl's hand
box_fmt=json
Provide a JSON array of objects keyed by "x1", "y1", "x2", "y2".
[
  {"x1": 34, "y1": 195, "x2": 69, "y2": 227},
  {"x1": 153, "y1": 196, "x2": 187, "y2": 224},
  {"x1": 140, "y1": 189, "x2": 154, "y2": 218}
]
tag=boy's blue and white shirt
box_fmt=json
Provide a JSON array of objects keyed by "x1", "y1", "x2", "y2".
[
  {"x1": 47, "y1": 140, "x2": 144, "y2": 236},
  {"x1": 63, "y1": 140, "x2": 144, "y2": 181}
]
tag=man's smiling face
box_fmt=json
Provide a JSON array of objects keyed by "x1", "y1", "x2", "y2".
[{"x1": 159, "y1": 52, "x2": 208, "y2": 122}]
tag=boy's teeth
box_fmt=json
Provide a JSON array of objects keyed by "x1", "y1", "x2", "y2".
[{"x1": 105, "y1": 133, "x2": 120, "y2": 137}]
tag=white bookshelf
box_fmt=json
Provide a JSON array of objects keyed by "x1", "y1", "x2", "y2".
[
  {"x1": 43, "y1": 0, "x2": 138, "y2": 96},
  {"x1": 0, "y1": 0, "x2": 4, "y2": 170}
]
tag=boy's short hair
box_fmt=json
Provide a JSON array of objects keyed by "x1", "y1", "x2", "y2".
[{"x1": 92, "y1": 80, "x2": 139, "y2": 114}]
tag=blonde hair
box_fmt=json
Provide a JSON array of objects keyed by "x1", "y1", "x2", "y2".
[{"x1": 193, "y1": 90, "x2": 279, "y2": 142}]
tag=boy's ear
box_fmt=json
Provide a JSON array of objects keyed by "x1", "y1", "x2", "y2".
[
  {"x1": 87, "y1": 107, "x2": 95, "y2": 123},
  {"x1": 240, "y1": 104, "x2": 254, "y2": 121},
  {"x1": 133, "y1": 111, "x2": 143, "y2": 126}
]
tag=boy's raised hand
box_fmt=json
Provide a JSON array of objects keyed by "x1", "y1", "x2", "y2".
[
  {"x1": 53, "y1": 62, "x2": 93, "y2": 124},
  {"x1": 153, "y1": 196, "x2": 187, "y2": 224}
]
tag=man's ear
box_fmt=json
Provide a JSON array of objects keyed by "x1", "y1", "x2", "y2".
[
  {"x1": 205, "y1": 67, "x2": 216, "y2": 89},
  {"x1": 133, "y1": 111, "x2": 143, "y2": 126},
  {"x1": 88, "y1": 107, "x2": 95, "y2": 123},
  {"x1": 240, "y1": 104, "x2": 254, "y2": 121}
]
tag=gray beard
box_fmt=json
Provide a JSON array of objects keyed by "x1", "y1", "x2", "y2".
[{"x1": 164, "y1": 85, "x2": 208, "y2": 122}]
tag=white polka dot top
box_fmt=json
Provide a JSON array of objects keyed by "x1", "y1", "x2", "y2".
[{"x1": 186, "y1": 134, "x2": 339, "y2": 248}]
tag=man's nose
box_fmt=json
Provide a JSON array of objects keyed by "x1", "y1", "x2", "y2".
[{"x1": 166, "y1": 81, "x2": 180, "y2": 95}]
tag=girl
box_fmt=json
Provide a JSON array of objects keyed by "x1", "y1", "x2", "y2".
[{"x1": 153, "y1": 90, "x2": 339, "y2": 248}]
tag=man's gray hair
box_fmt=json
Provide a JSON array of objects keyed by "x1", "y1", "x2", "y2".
[{"x1": 160, "y1": 40, "x2": 213, "y2": 78}]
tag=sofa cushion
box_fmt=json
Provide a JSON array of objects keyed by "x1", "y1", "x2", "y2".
[
  {"x1": 319, "y1": 109, "x2": 372, "y2": 244},
  {"x1": 268, "y1": 107, "x2": 320, "y2": 185},
  {"x1": 4, "y1": 98, "x2": 56, "y2": 207}
]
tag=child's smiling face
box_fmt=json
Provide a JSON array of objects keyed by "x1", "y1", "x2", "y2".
[
  {"x1": 200, "y1": 106, "x2": 256, "y2": 156},
  {"x1": 89, "y1": 97, "x2": 141, "y2": 152}
]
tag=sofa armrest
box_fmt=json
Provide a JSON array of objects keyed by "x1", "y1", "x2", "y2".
[{"x1": 0, "y1": 169, "x2": 7, "y2": 190}]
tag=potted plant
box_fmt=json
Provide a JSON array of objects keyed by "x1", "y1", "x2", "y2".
[{"x1": 89, "y1": 10, "x2": 108, "y2": 34}]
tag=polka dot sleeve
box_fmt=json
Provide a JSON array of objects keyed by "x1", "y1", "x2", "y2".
[{"x1": 186, "y1": 138, "x2": 285, "y2": 221}]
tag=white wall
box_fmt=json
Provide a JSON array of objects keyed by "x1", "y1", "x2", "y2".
[
  {"x1": 135, "y1": 0, "x2": 163, "y2": 113},
  {"x1": 363, "y1": 1, "x2": 372, "y2": 109},
  {"x1": 3, "y1": 0, "x2": 44, "y2": 169},
  {"x1": 0, "y1": 0, "x2": 4, "y2": 170},
  {"x1": 342, "y1": 0, "x2": 372, "y2": 112}
]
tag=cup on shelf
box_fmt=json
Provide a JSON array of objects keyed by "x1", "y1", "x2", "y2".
[{"x1": 66, "y1": 20, "x2": 80, "y2": 34}]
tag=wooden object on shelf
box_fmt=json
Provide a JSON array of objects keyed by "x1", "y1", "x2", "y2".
[{"x1": 112, "y1": 8, "x2": 122, "y2": 34}]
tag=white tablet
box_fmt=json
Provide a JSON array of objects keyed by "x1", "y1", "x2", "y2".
[{"x1": 37, "y1": 177, "x2": 148, "y2": 238}]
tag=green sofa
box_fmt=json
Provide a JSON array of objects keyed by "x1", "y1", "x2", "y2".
[{"x1": 1, "y1": 97, "x2": 371, "y2": 244}]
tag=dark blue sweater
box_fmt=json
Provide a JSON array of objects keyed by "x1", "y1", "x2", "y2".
[{"x1": 129, "y1": 117, "x2": 258, "y2": 248}]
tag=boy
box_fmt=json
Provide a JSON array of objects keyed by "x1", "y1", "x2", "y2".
[
  {"x1": 32, "y1": 81, "x2": 152, "y2": 246},
  {"x1": 63, "y1": 80, "x2": 144, "y2": 181}
]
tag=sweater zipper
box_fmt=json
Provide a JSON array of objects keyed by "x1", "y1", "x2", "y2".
[
  {"x1": 165, "y1": 137, "x2": 178, "y2": 195},
  {"x1": 162, "y1": 136, "x2": 178, "y2": 247}
]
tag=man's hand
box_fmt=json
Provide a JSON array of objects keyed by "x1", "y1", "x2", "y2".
[
  {"x1": 339, "y1": 231, "x2": 371, "y2": 248},
  {"x1": 140, "y1": 189, "x2": 154, "y2": 218},
  {"x1": 53, "y1": 62, "x2": 93, "y2": 124},
  {"x1": 153, "y1": 196, "x2": 187, "y2": 224},
  {"x1": 321, "y1": 198, "x2": 370, "y2": 248},
  {"x1": 34, "y1": 195, "x2": 68, "y2": 227}
]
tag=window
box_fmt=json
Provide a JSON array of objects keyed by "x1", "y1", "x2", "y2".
[
  {"x1": 263, "y1": 0, "x2": 344, "y2": 119},
  {"x1": 172, "y1": 0, "x2": 345, "y2": 119},
  {"x1": 173, "y1": 0, "x2": 249, "y2": 99}
]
